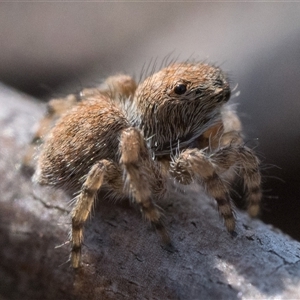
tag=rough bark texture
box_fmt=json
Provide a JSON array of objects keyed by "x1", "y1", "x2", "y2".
[{"x1": 1, "y1": 83, "x2": 300, "y2": 300}]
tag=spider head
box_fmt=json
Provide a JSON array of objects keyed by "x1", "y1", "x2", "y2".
[
  {"x1": 164, "y1": 63, "x2": 231, "y2": 104},
  {"x1": 134, "y1": 62, "x2": 232, "y2": 151},
  {"x1": 135, "y1": 62, "x2": 231, "y2": 111}
]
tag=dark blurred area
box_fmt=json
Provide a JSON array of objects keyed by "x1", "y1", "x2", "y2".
[{"x1": 1, "y1": 3, "x2": 299, "y2": 240}]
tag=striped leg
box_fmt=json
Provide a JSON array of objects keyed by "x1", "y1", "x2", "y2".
[
  {"x1": 120, "y1": 127, "x2": 169, "y2": 243},
  {"x1": 170, "y1": 149, "x2": 236, "y2": 232},
  {"x1": 170, "y1": 143, "x2": 262, "y2": 232},
  {"x1": 71, "y1": 159, "x2": 122, "y2": 268},
  {"x1": 236, "y1": 147, "x2": 261, "y2": 217},
  {"x1": 210, "y1": 145, "x2": 262, "y2": 217}
]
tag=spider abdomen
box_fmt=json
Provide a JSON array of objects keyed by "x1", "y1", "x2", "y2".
[{"x1": 35, "y1": 95, "x2": 130, "y2": 190}]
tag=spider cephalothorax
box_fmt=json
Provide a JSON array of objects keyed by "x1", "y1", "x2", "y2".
[
  {"x1": 25, "y1": 62, "x2": 262, "y2": 268},
  {"x1": 134, "y1": 63, "x2": 231, "y2": 155}
]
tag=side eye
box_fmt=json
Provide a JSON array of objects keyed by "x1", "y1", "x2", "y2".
[
  {"x1": 173, "y1": 83, "x2": 187, "y2": 95},
  {"x1": 215, "y1": 78, "x2": 224, "y2": 87}
]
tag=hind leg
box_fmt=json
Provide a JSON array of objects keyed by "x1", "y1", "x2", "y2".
[{"x1": 71, "y1": 159, "x2": 123, "y2": 268}]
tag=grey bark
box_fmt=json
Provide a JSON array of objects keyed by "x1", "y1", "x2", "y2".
[{"x1": 0, "y1": 83, "x2": 300, "y2": 300}]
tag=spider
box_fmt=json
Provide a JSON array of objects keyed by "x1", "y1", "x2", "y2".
[{"x1": 25, "y1": 62, "x2": 262, "y2": 268}]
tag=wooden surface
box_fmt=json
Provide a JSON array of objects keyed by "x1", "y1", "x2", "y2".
[{"x1": 1, "y1": 83, "x2": 300, "y2": 300}]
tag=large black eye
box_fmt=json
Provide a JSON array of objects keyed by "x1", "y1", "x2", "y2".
[{"x1": 174, "y1": 83, "x2": 187, "y2": 95}]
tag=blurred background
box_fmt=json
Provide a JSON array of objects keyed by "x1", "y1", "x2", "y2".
[{"x1": 1, "y1": 3, "x2": 299, "y2": 240}]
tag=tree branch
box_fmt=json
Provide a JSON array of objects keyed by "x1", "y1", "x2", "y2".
[{"x1": 1, "y1": 83, "x2": 300, "y2": 300}]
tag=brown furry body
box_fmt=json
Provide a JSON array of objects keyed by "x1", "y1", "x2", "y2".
[{"x1": 26, "y1": 63, "x2": 261, "y2": 268}]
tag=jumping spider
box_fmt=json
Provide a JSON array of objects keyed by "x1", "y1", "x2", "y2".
[{"x1": 24, "y1": 62, "x2": 262, "y2": 268}]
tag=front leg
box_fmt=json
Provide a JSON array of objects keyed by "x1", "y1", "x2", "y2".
[
  {"x1": 119, "y1": 127, "x2": 169, "y2": 243},
  {"x1": 170, "y1": 148, "x2": 236, "y2": 232}
]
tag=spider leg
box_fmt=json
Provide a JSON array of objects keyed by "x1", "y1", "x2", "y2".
[
  {"x1": 96, "y1": 74, "x2": 137, "y2": 100},
  {"x1": 71, "y1": 159, "x2": 122, "y2": 269},
  {"x1": 238, "y1": 147, "x2": 262, "y2": 217},
  {"x1": 170, "y1": 149, "x2": 236, "y2": 232},
  {"x1": 210, "y1": 145, "x2": 262, "y2": 217},
  {"x1": 170, "y1": 143, "x2": 261, "y2": 232},
  {"x1": 236, "y1": 148, "x2": 262, "y2": 217},
  {"x1": 120, "y1": 127, "x2": 169, "y2": 243},
  {"x1": 205, "y1": 119, "x2": 262, "y2": 217}
]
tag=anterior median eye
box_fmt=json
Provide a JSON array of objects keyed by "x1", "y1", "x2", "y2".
[{"x1": 174, "y1": 84, "x2": 187, "y2": 95}]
